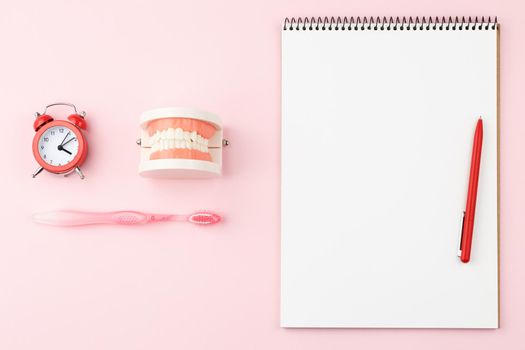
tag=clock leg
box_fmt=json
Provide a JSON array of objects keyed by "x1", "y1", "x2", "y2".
[
  {"x1": 32, "y1": 167, "x2": 44, "y2": 178},
  {"x1": 75, "y1": 167, "x2": 85, "y2": 179}
]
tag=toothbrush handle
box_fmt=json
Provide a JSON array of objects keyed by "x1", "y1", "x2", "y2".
[{"x1": 32, "y1": 210, "x2": 171, "y2": 226}]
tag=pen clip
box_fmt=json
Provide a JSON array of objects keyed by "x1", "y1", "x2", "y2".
[{"x1": 457, "y1": 211, "x2": 465, "y2": 257}]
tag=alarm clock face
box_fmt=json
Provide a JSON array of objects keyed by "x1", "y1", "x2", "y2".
[
  {"x1": 32, "y1": 120, "x2": 87, "y2": 174},
  {"x1": 38, "y1": 125, "x2": 79, "y2": 166}
]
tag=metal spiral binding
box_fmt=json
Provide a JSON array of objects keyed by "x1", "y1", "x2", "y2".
[{"x1": 283, "y1": 16, "x2": 498, "y2": 31}]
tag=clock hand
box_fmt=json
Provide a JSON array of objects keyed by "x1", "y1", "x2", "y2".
[
  {"x1": 57, "y1": 144, "x2": 72, "y2": 155},
  {"x1": 60, "y1": 131, "x2": 71, "y2": 146},
  {"x1": 62, "y1": 136, "x2": 77, "y2": 147}
]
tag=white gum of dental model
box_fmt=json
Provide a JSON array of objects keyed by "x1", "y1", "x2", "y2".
[{"x1": 138, "y1": 107, "x2": 225, "y2": 178}]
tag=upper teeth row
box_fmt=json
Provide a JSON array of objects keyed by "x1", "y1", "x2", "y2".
[
  {"x1": 152, "y1": 128, "x2": 209, "y2": 146},
  {"x1": 151, "y1": 128, "x2": 209, "y2": 153}
]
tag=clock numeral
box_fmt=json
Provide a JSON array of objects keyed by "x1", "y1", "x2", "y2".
[
  {"x1": 50, "y1": 131, "x2": 55, "y2": 135},
  {"x1": 43, "y1": 137, "x2": 49, "y2": 142},
  {"x1": 40, "y1": 145, "x2": 44, "y2": 150},
  {"x1": 59, "y1": 128, "x2": 64, "y2": 133},
  {"x1": 43, "y1": 154, "x2": 46, "y2": 159}
]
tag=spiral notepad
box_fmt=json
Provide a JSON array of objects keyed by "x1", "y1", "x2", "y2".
[{"x1": 281, "y1": 17, "x2": 499, "y2": 328}]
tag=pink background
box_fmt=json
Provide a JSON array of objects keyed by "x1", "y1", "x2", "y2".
[{"x1": 0, "y1": 0, "x2": 523, "y2": 349}]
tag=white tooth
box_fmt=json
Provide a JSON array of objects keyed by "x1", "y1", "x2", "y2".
[
  {"x1": 169, "y1": 139, "x2": 175, "y2": 149},
  {"x1": 175, "y1": 140, "x2": 181, "y2": 148},
  {"x1": 183, "y1": 131, "x2": 190, "y2": 141},
  {"x1": 190, "y1": 131, "x2": 197, "y2": 142},
  {"x1": 185, "y1": 140, "x2": 191, "y2": 149},
  {"x1": 175, "y1": 128, "x2": 183, "y2": 139},
  {"x1": 167, "y1": 128, "x2": 175, "y2": 138},
  {"x1": 203, "y1": 138, "x2": 209, "y2": 146},
  {"x1": 151, "y1": 143, "x2": 157, "y2": 152}
]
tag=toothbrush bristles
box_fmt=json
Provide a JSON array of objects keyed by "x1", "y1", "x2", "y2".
[{"x1": 188, "y1": 212, "x2": 222, "y2": 225}]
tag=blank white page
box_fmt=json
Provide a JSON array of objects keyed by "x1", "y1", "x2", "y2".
[{"x1": 281, "y1": 20, "x2": 499, "y2": 328}]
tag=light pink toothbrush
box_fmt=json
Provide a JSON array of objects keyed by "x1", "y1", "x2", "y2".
[{"x1": 32, "y1": 210, "x2": 222, "y2": 226}]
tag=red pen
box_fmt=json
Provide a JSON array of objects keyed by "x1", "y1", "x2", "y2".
[{"x1": 458, "y1": 118, "x2": 483, "y2": 263}]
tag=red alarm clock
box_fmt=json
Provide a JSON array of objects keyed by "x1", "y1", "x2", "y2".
[{"x1": 32, "y1": 103, "x2": 88, "y2": 179}]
